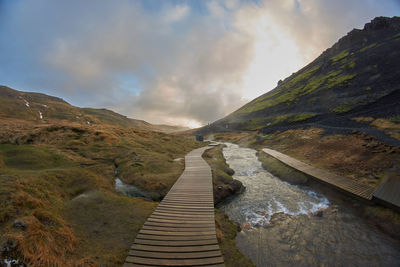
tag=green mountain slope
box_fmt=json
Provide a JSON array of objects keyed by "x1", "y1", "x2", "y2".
[{"x1": 198, "y1": 17, "x2": 400, "y2": 145}]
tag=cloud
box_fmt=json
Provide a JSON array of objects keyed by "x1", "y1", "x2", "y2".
[
  {"x1": 0, "y1": 0, "x2": 399, "y2": 127},
  {"x1": 234, "y1": 0, "x2": 400, "y2": 99},
  {"x1": 2, "y1": 0, "x2": 253, "y2": 126},
  {"x1": 259, "y1": 0, "x2": 400, "y2": 62},
  {"x1": 163, "y1": 5, "x2": 190, "y2": 23}
]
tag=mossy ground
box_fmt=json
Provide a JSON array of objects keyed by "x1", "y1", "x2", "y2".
[
  {"x1": 0, "y1": 118, "x2": 202, "y2": 266},
  {"x1": 215, "y1": 209, "x2": 255, "y2": 267},
  {"x1": 238, "y1": 113, "x2": 317, "y2": 131}
]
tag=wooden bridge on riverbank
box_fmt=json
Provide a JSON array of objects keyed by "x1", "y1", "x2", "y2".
[
  {"x1": 124, "y1": 147, "x2": 225, "y2": 267},
  {"x1": 262, "y1": 148, "x2": 400, "y2": 209},
  {"x1": 262, "y1": 148, "x2": 375, "y2": 200}
]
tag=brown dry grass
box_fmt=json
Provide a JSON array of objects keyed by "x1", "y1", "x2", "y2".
[
  {"x1": 0, "y1": 118, "x2": 202, "y2": 266},
  {"x1": 352, "y1": 117, "x2": 375, "y2": 122},
  {"x1": 370, "y1": 118, "x2": 400, "y2": 140},
  {"x1": 7, "y1": 216, "x2": 76, "y2": 266}
]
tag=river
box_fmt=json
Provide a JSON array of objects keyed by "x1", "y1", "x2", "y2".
[{"x1": 219, "y1": 143, "x2": 400, "y2": 266}]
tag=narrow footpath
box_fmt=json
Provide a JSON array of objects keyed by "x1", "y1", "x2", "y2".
[{"x1": 124, "y1": 146, "x2": 225, "y2": 267}]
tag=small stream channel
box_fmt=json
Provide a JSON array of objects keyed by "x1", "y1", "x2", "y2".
[
  {"x1": 114, "y1": 167, "x2": 153, "y2": 199},
  {"x1": 219, "y1": 143, "x2": 400, "y2": 266}
]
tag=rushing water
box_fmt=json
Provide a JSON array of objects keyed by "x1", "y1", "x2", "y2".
[{"x1": 220, "y1": 143, "x2": 400, "y2": 266}]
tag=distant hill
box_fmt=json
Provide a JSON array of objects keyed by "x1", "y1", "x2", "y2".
[
  {"x1": 197, "y1": 17, "x2": 400, "y2": 145},
  {"x1": 154, "y1": 124, "x2": 191, "y2": 133},
  {"x1": 0, "y1": 85, "x2": 178, "y2": 132}
]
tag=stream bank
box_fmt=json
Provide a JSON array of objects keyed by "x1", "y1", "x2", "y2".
[
  {"x1": 202, "y1": 144, "x2": 255, "y2": 267},
  {"x1": 220, "y1": 142, "x2": 400, "y2": 266},
  {"x1": 257, "y1": 149, "x2": 400, "y2": 240},
  {"x1": 202, "y1": 145, "x2": 245, "y2": 204}
]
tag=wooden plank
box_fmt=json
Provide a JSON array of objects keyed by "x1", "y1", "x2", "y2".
[
  {"x1": 160, "y1": 203, "x2": 214, "y2": 208},
  {"x1": 149, "y1": 215, "x2": 214, "y2": 221},
  {"x1": 123, "y1": 263, "x2": 148, "y2": 267},
  {"x1": 157, "y1": 204, "x2": 214, "y2": 209},
  {"x1": 128, "y1": 250, "x2": 222, "y2": 259},
  {"x1": 156, "y1": 208, "x2": 214, "y2": 213},
  {"x1": 152, "y1": 211, "x2": 214, "y2": 218},
  {"x1": 154, "y1": 210, "x2": 214, "y2": 215},
  {"x1": 156, "y1": 206, "x2": 214, "y2": 211},
  {"x1": 373, "y1": 175, "x2": 400, "y2": 207},
  {"x1": 136, "y1": 234, "x2": 216, "y2": 241},
  {"x1": 139, "y1": 229, "x2": 216, "y2": 236},
  {"x1": 163, "y1": 196, "x2": 212, "y2": 199},
  {"x1": 131, "y1": 244, "x2": 221, "y2": 252},
  {"x1": 142, "y1": 225, "x2": 215, "y2": 232},
  {"x1": 162, "y1": 199, "x2": 213, "y2": 202},
  {"x1": 147, "y1": 217, "x2": 212, "y2": 224},
  {"x1": 125, "y1": 256, "x2": 225, "y2": 266},
  {"x1": 155, "y1": 207, "x2": 214, "y2": 213},
  {"x1": 134, "y1": 239, "x2": 218, "y2": 246},
  {"x1": 144, "y1": 221, "x2": 214, "y2": 228}
]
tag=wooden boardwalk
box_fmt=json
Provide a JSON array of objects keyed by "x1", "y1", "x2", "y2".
[
  {"x1": 262, "y1": 148, "x2": 375, "y2": 200},
  {"x1": 124, "y1": 147, "x2": 225, "y2": 267},
  {"x1": 373, "y1": 175, "x2": 400, "y2": 208}
]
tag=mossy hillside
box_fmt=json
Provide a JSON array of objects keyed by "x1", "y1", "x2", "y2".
[
  {"x1": 331, "y1": 50, "x2": 350, "y2": 62},
  {"x1": 235, "y1": 65, "x2": 321, "y2": 114},
  {"x1": 0, "y1": 118, "x2": 202, "y2": 266},
  {"x1": 331, "y1": 101, "x2": 355, "y2": 113},
  {"x1": 359, "y1": 43, "x2": 378, "y2": 52},
  {"x1": 198, "y1": 17, "x2": 400, "y2": 135},
  {"x1": 236, "y1": 113, "x2": 317, "y2": 131},
  {"x1": 234, "y1": 51, "x2": 361, "y2": 116}
]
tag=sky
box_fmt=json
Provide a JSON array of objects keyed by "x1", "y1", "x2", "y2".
[{"x1": 0, "y1": 0, "x2": 399, "y2": 128}]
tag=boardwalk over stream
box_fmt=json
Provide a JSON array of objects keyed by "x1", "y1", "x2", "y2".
[
  {"x1": 262, "y1": 148, "x2": 375, "y2": 200},
  {"x1": 124, "y1": 146, "x2": 225, "y2": 267}
]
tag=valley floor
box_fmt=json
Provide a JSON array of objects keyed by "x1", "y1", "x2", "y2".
[{"x1": 0, "y1": 118, "x2": 203, "y2": 266}]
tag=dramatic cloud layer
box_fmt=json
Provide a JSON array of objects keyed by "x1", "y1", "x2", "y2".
[{"x1": 0, "y1": 0, "x2": 399, "y2": 127}]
